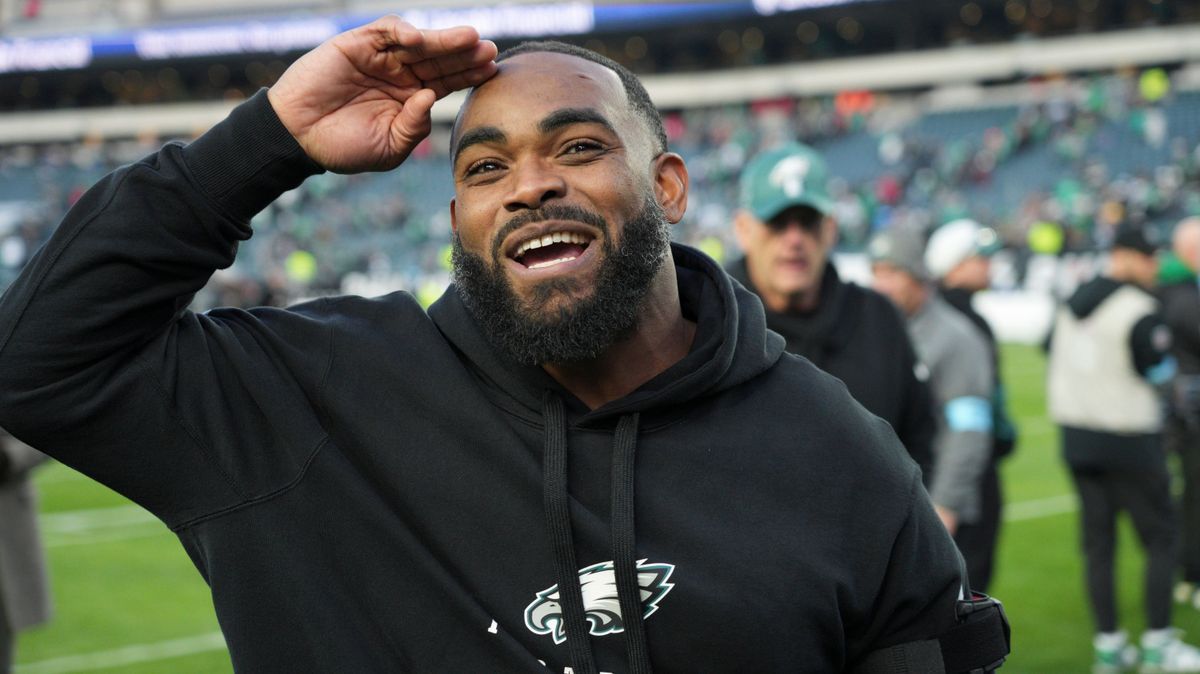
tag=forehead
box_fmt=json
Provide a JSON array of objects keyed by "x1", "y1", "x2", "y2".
[{"x1": 457, "y1": 52, "x2": 631, "y2": 136}]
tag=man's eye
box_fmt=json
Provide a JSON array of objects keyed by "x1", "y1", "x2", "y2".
[
  {"x1": 465, "y1": 159, "x2": 502, "y2": 176},
  {"x1": 564, "y1": 140, "x2": 603, "y2": 155}
]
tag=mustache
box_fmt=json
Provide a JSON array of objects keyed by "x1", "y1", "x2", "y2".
[{"x1": 490, "y1": 204, "x2": 610, "y2": 263}]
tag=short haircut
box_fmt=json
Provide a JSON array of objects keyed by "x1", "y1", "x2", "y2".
[{"x1": 496, "y1": 40, "x2": 668, "y2": 154}]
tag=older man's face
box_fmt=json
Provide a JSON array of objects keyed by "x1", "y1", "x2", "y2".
[{"x1": 447, "y1": 52, "x2": 674, "y2": 364}]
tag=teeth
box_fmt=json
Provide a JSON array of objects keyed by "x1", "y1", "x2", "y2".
[
  {"x1": 528, "y1": 256, "x2": 579, "y2": 269},
  {"x1": 514, "y1": 231, "x2": 590, "y2": 258}
]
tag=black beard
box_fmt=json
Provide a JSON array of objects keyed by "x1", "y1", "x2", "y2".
[{"x1": 451, "y1": 196, "x2": 671, "y2": 366}]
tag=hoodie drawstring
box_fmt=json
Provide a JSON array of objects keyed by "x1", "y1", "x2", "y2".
[
  {"x1": 542, "y1": 392, "x2": 597, "y2": 674},
  {"x1": 541, "y1": 391, "x2": 654, "y2": 674},
  {"x1": 611, "y1": 411, "x2": 651, "y2": 674}
]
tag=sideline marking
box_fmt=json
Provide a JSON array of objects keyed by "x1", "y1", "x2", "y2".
[
  {"x1": 1004, "y1": 493, "x2": 1076, "y2": 522},
  {"x1": 15, "y1": 632, "x2": 226, "y2": 674},
  {"x1": 40, "y1": 505, "x2": 157, "y2": 533}
]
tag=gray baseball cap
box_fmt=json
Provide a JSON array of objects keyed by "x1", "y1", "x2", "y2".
[{"x1": 868, "y1": 227, "x2": 929, "y2": 281}]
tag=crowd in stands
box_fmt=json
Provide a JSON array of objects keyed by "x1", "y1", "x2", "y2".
[{"x1": 4, "y1": 68, "x2": 1200, "y2": 309}]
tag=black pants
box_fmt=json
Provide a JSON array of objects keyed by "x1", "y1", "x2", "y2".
[
  {"x1": 1071, "y1": 464, "x2": 1178, "y2": 633},
  {"x1": 955, "y1": 462, "x2": 1001, "y2": 593},
  {"x1": 1165, "y1": 415, "x2": 1200, "y2": 583}
]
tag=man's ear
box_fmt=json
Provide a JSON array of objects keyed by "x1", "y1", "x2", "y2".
[
  {"x1": 652, "y1": 153, "x2": 689, "y2": 224},
  {"x1": 450, "y1": 199, "x2": 459, "y2": 235},
  {"x1": 733, "y1": 210, "x2": 756, "y2": 252},
  {"x1": 821, "y1": 215, "x2": 839, "y2": 249}
]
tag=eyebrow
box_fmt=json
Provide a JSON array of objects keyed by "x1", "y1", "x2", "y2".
[
  {"x1": 538, "y1": 107, "x2": 617, "y2": 136},
  {"x1": 452, "y1": 107, "x2": 618, "y2": 164},
  {"x1": 453, "y1": 126, "x2": 506, "y2": 164}
]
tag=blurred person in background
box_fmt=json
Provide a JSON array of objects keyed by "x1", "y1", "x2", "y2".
[
  {"x1": 0, "y1": 429, "x2": 52, "y2": 674},
  {"x1": 1161, "y1": 217, "x2": 1200, "y2": 613},
  {"x1": 868, "y1": 227, "x2": 995, "y2": 586},
  {"x1": 727, "y1": 142, "x2": 935, "y2": 475},
  {"x1": 923, "y1": 218, "x2": 1017, "y2": 592},
  {"x1": 1046, "y1": 225, "x2": 1200, "y2": 673}
]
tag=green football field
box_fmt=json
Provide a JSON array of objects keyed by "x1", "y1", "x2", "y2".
[{"x1": 13, "y1": 343, "x2": 1200, "y2": 672}]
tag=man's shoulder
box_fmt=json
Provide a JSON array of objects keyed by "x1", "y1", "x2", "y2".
[
  {"x1": 916, "y1": 298, "x2": 991, "y2": 373},
  {"x1": 932, "y1": 296, "x2": 988, "y2": 343},
  {"x1": 842, "y1": 281, "x2": 908, "y2": 329},
  {"x1": 760, "y1": 354, "x2": 919, "y2": 474},
  {"x1": 235, "y1": 290, "x2": 436, "y2": 352},
  {"x1": 284, "y1": 290, "x2": 428, "y2": 324}
]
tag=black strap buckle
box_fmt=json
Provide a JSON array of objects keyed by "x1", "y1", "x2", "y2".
[{"x1": 944, "y1": 592, "x2": 1011, "y2": 673}]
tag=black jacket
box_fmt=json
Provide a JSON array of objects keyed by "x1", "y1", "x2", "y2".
[
  {"x1": 0, "y1": 92, "x2": 963, "y2": 673},
  {"x1": 729, "y1": 259, "x2": 935, "y2": 475},
  {"x1": 1160, "y1": 278, "x2": 1200, "y2": 376},
  {"x1": 1160, "y1": 277, "x2": 1200, "y2": 423}
]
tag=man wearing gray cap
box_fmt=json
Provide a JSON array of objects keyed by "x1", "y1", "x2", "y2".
[
  {"x1": 728, "y1": 143, "x2": 934, "y2": 474},
  {"x1": 868, "y1": 227, "x2": 994, "y2": 579}
]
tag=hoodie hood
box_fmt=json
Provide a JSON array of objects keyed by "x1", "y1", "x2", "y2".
[
  {"x1": 427, "y1": 242, "x2": 785, "y2": 423},
  {"x1": 1068, "y1": 276, "x2": 1125, "y2": 319}
]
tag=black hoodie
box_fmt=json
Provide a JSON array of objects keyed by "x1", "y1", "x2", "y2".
[
  {"x1": 0, "y1": 92, "x2": 963, "y2": 673},
  {"x1": 728, "y1": 259, "x2": 935, "y2": 475}
]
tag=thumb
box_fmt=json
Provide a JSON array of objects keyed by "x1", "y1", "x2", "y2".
[{"x1": 392, "y1": 88, "x2": 437, "y2": 155}]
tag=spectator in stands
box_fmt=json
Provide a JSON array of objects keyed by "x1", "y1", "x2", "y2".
[
  {"x1": 868, "y1": 227, "x2": 994, "y2": 569},
  {"x1": 0, "y1": 429, "x2": 52, "y2": 674},
  {"x1": 727, "y1": 142, "x2": 935, "y2": 475},
  {"x1": 1046, "y1": 224, "x2": 1200, "y2": 673},
  {"x1": 1161, "y1": 216, "x2": 1200, "y2": 612},
  {"x1": 0, "y1": 17, "x2": 1006, "y2": 674},
  {"x1": 923, "y1": 218, "x2": 1017, "y2": 592}
]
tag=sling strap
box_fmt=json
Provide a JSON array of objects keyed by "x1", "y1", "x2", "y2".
[{"x1": 851, "y1": 592, "x2": 1010, "y2": 674}]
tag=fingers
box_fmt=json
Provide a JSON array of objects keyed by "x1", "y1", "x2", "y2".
[
  {"x1": 356, "y1": 16, "x2": 498, "y2": 98},
  {"x1": 406, "y1": 40, "x2": 497, "y2": 83},
  {"x1": 364, "y1": 16, "x2": 487, "y2": 62},
  {"x1": 423, "y1": 61, "x2": 499, "y2": 99}
]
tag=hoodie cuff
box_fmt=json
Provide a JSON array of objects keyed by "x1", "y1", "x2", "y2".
[{"x1": 182, "y1": 88, "x2": 325, "y2": 222}]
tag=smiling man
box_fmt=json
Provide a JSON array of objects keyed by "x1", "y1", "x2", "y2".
[{"x1": 0, "y1": 18, "x2": 1005, "y2": 674}]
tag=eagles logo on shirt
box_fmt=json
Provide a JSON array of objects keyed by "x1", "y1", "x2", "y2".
[{"x1": 524, "y1": 559, "x2": 676, "y2": 644}]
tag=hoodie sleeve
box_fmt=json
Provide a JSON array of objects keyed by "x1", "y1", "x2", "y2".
[
  {"x1": 847, "y1": 471, "x2": 964, "y2": 667},
  {"x1": 0, "y1": 91, "x2": 332, "y2": 526},
  {"x1": 1130, "y1": 313, "x2": 1175, "y2": 383},
  {"x1": 928, "y1": 322, "x2": 994, "y2": 524}
]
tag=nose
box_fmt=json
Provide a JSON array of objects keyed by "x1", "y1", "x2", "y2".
[{"x1": 503, "y1": 159, "x2": 566, "y2": 212}]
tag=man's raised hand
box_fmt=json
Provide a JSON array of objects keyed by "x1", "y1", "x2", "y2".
[{"x1": 267, "y1": 16, "x2": 498, "y2": 173}]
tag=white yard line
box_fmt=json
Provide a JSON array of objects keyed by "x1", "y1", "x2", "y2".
[
  {"x1": 44, "y1": 526, "x2": 169, "y2": 549},
  {"x1": 40, "y1": 505, "x2": 157, "y2": 533},
  {"x1": 14, "y1": 633, "x2": 226, "y2": 674},
  {"x1": 1004, "y1": 493, "x2": 1077, "y2": 521}
]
